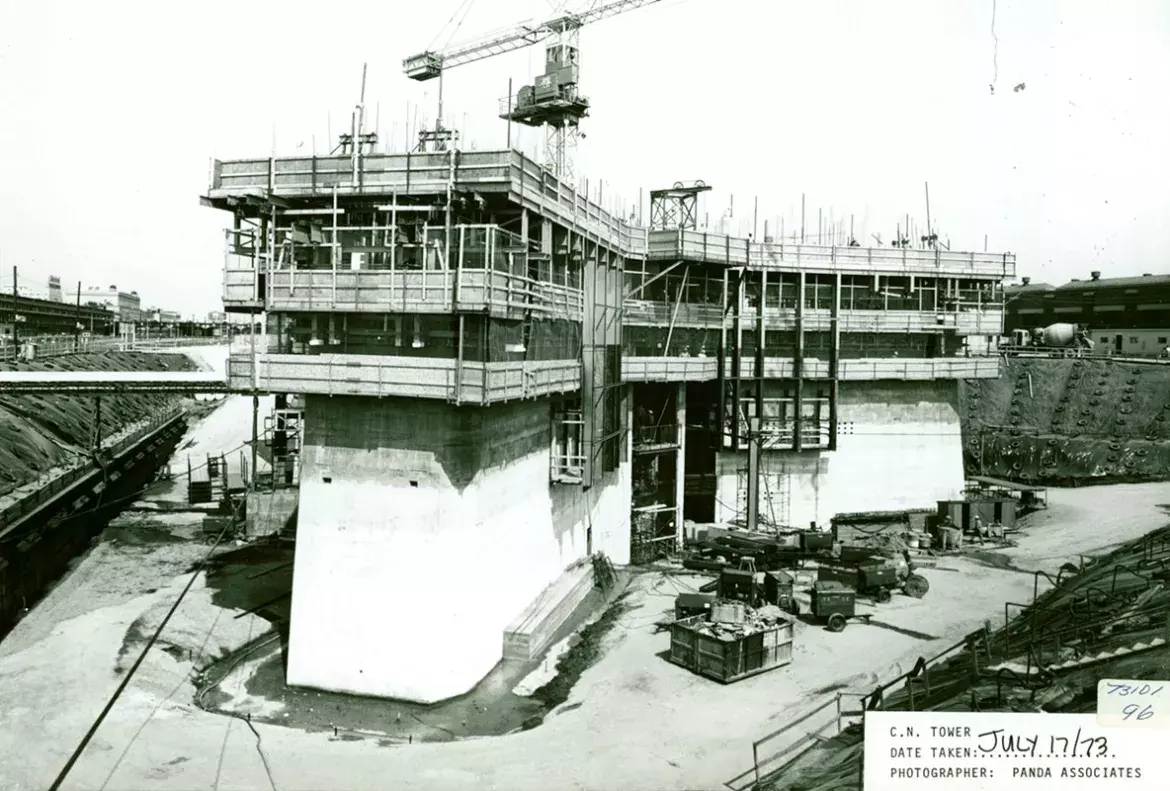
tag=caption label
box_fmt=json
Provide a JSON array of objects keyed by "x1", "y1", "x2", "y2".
[
  {"x1": 1096, "y1": 678, "x2": 1169, "y2": 730},
  {"x1": 865, "y1": 711, "x2": 1167, "y2": 789}
]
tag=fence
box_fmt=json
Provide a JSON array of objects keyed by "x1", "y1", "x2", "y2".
[{"x1": 726, "y1": 622, "x2": 992, "y2": 791}]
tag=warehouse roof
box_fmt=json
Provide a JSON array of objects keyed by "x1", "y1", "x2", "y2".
[
  {"x1": 1055, "y1": 273, "x2": 1170, "y2": 290},
  {"x1": 1004, "y1": 280, "x2": 1056, "y2": 295}
]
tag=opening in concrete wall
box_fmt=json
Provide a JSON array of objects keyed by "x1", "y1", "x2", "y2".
[{"x1": 683, "y1": 380, "x2": 719, "y2": 523}]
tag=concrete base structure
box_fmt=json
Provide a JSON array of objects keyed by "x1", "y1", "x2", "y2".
[
  {"x1": 714, "y1": 381, "x2": 964, "y2": 528},
  {"x1": 286, "y1": 395, "x2": 631, "y2": 704},
  {"x1": 245, "y1": 488, "x2": 298, "y2": 537},
  {"x1": 502, "y1": 559, "x2": 597, "y2": 662}
]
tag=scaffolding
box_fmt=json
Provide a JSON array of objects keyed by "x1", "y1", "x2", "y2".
[
  {"x1": 550, "y1": 396, "x2": 585, "y2": 483},
  {"x1": 261, "y1": 406, "x2": 303, "y2": 489},
  {"x1": 649, "y1": 181, "x2": 712, "y2": 231}
]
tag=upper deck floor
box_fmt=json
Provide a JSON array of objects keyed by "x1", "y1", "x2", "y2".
[{"x1": 206, "y1": 150, "x2": 1016, "y2": 281}]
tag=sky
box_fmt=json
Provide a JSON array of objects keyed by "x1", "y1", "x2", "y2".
[{"x1": 0, "y1": 0, "x2": 1167, "y2": 317}]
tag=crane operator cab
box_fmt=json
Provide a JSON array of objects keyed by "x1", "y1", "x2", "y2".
[{"x1": 534, "y1": 44, "x2": 581, "y2": 103}]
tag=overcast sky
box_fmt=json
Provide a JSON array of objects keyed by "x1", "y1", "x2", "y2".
[{"x1": 1, "y1": 0, "x2": 1166, "y2": 316}]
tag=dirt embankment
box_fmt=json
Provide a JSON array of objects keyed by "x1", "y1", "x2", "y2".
[
  {"x1": 960, "y1": 358, "x2": 1170, "y2": 485},
  {"x1": 0, "y1": 351, "x2": 196, "y2": 498}
]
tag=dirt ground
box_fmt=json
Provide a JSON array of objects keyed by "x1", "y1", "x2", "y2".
[
  {"x1": 190, "y1": 559, "x2": 631, "y2": 744},
  {"x1": 960, "y1": 357, "x2": 1170, "y2": 483},
  {"x1": 2, "y1": 468, "x2": 1167, "y2": 791},
  {"x1": 0, "y1": 351, "x2": 197, "y2": 499}
]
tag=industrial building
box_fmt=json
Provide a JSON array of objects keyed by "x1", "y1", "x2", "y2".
[
  {"x1": 79, "y1": 285, "x2": 143, "y2": 339},
  {"x1": 1, "y1": 290, "x2": 115, "y2": 340},
  {"x1": 1006, "y1": 272, "x2": 1170, "y2": 356}
]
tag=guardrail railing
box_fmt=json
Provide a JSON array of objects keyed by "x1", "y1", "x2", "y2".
[
  {"x1": 996, "y1": 346, "x2": 1170, "y2": 364},
  {"x1": 728, "y1": 622, "x2": 993, "y2": 791},
  {"x1": 0, "y1": 403, "x2": 187, "y2": 538}
]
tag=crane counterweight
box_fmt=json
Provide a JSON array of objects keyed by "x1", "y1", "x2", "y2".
[{"x1": 404, "y1": 52, "x2": 443, "y2": 82}]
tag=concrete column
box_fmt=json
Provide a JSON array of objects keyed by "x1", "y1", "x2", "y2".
[
  {"x1": 829, "y1": 272, "x2": 841, "y2": 451},
  {"x1": 288, "y1": 395, "x2": 633, "y2": 703},
  {"x1": 541, "y1": 217, "x2": 554, "y2": 256},
  {"x1": 794, "y1": 272, "x2": 806, "y2": 451},
  {"x1": 747, "y1": 416, "x2": 761, "y2": 531},
  {"x1": 674, "y1": 382, "x2": 687, "y2": 549}
]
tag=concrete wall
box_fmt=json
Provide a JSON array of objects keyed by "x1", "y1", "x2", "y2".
[
  {"x1": 245, "y1": 488, "x2": 298, "y2": 536},
  {"x1": 715, "y1": 381, "x2": 964, "y2": 528},
  {"x1": 286, "y1": 393, "x2": 630, "y2": 704}
]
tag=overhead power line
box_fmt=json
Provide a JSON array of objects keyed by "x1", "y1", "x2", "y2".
[{"x1": 48, "y1": 520, "x2": 236, "y2": 791}]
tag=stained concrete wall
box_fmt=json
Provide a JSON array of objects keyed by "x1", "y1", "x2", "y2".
[
  {"x1": 245, "y1": 488, "x2": 298, "y2": 537},
  {"x1": 286, "y1": 393, "x2": 630, "y2": 703},
  {"x1": 715, "y1": 381, "x2": 964, "y2": 528}
]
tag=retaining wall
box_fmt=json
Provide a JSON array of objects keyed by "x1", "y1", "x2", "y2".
[{"x1": 960, "y1": 358, "x2": 1170, "y2": 483}]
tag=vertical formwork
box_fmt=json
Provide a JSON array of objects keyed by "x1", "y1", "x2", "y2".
[
  {"x1": 829, "y1": 273, "x2": 841, "y2": 450},
  {"x1": 581, "y1": 243, "x2": 626, "y2": 489}
]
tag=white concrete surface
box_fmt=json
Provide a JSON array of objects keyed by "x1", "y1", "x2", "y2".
[
  {"x1": 175, "y1": 344, "x2": 229, "y2": 376},
  {"x1": 716, "y1": 380, "x2": 965, "y2": 527},
  {"x1": 287, "y1": 395, "x2": 631, "y2": 703},
  {"x1": 165, "y1": 344, "x2": 273, "y2": 483}
]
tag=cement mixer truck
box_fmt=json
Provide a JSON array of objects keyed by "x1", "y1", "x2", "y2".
[{"x1": 1002, "y1": 322, "x2": 1095, "y2": 357}]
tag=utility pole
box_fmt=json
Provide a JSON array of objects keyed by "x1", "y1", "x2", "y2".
[
  {"x1": 800, "y1": 194, "x2": 806, "y2": 243},
  {"x1": 74, "y1": 281, "x2": 82, "y2": 353},
  {"x1": 746, "y1": 417, "x2": 761, "y2": 531},
  {"x1": 11, "y1": 265, "x2": 18, "y2": 351},
  {"x1": 251, "y1": 395, "x2": 260, "y2": 500}
]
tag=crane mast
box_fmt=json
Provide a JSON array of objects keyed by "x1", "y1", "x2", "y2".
[{"x1": 402, "y1": 0, "x2": 665, "y2": 181}]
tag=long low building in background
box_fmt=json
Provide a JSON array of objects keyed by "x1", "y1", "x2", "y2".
[{"x1": 1006, "y1": 271, "x2": 1170, "y2": 357}]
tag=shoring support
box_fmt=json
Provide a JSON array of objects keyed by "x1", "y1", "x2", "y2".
[
  {"x1": 731, "y1": 270, "x2": 744, "y2": 451},
  {"x1": 793, "y1": 272, "x2": 806, "y2": 452},
  {"x1": 715, "y1": 268, "x2": 728, "y2": 453},
  {"x1": 251, "y1": 395, "x2": 259, "y2": 495},
  {"x1": 626, "y1": 260, "x2": 685, "y2": 300},
  {"x1": 829, "y1": 273, "x2": 841, "y2": 450},
  {"x1": 747, "y1": 416, "x2": 761, "y2": 531},
  {"x1": 754, "y1": 270, "x2": 765, "y2": 424},
  {"x1": 661, "y1": 265, "x2": 690, "y2": 356}
]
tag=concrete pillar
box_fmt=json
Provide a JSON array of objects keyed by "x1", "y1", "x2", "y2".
[
  {"x1": 541, "y1": 217, "x2": 554, "y2": 256},
  {"x1": 674, "y1": 382, "x2": 687, "y2": 549},
  {"x1": 287, "y1": 394, "x2": 632, "y2": 704}
]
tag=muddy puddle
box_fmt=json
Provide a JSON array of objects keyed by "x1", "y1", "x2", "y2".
[{"x1": 187, "y1": 539, "x2": 630, "y2": 743}]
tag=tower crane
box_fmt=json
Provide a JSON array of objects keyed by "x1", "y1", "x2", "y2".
[{"x1": 403, "y1": 0, "x2": 666, "y2": 183}]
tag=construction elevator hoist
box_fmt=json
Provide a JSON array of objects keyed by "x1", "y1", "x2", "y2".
[{"x1": 403, "y1": 0, "x2": 667, "y2": 183}]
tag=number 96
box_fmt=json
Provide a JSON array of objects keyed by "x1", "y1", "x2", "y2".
[{"x1": 1122, "y1": 704, "x2": 1154, "y2": 721}]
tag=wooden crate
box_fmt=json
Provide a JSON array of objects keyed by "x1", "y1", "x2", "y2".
[{"x1": 668, "y1": 614, "x2": 795, "y2": 683}]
